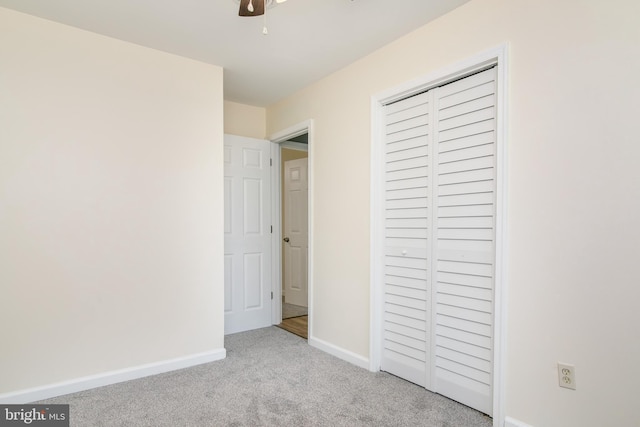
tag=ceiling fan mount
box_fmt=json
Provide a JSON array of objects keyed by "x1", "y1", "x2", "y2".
[{"x1": 235, "y1": 0, "x2": 286, "y2": 17}]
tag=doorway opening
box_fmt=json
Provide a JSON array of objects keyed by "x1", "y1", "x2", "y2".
[
  {"x1": 278, "y1": 139, "x2": 308, "y2": 338},
  {"x1": 269, "y1": 121, "x2": 313, "y2": 340}
]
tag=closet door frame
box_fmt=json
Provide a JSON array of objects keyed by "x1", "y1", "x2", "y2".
[{"x1": 369, "y1": 44, "x2": 508, "y2": 426}]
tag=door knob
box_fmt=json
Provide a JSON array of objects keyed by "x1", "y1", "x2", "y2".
[{"x1": 283, "y1": 237, "x2": 290, "y2": 242}]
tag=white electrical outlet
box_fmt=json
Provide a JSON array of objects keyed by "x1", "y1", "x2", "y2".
[{"x1": 558, "y1": 363, "x2": 576, "y2": 390}]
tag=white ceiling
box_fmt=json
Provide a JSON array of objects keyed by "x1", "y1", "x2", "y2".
[{"x1": 0, "y1": 0, "x2": 471, "y2": 107}]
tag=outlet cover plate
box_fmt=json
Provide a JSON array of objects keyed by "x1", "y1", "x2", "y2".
[{"x1": 558, "y1": 362, "x2": 576, "y2": 390}]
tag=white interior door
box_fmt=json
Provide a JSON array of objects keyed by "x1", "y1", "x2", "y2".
[
  {"x1": 380, "y1": 67, "x2": 497, "y2": 416},
  {"x1": 224, "y1": 134, "x2": 272, "y2": 335},
  {"x1": 283, "y1": 158, "x2": 308, "y2": 307}
]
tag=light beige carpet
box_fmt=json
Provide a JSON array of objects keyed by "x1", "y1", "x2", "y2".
[{"x1": 37, "y1": 327, "x2": 492, "y2": 426}]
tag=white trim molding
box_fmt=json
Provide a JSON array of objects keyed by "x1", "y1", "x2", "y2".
[
  {"x1": 0, "y1": 348, "x2": 226, "y2": 404},
  {"x1": 309, "y1": 337, "x2": 370, "y2": 371},
  {"x1": 269, "y1": 120, "x2": 312, "y2": 144},
  {"x1": 370, "y1": 43, "x2": 509, "y2": 427},
  {"x1": 504, "y1": 417, "x2": 534, "y2": 427},
  {"x1": 280, "y1": 141, "x2": 308, "y2": 152},
  {"x1": 270, "y1": 141, "x2": 283, "y2": 326}
]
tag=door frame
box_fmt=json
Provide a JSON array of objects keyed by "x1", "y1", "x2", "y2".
[
  {"x1": 369, "y1": 44, "x2": 508, "y2": 425},
  {"x1": 269, "y1": 120, "x2": 313, "y2": 331}
]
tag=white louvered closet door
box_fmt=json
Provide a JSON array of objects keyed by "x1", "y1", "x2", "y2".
[
  {"x1": 382, "y1": 91, "x2": 431, "y2": 388},
  {"x1": 432, "y1": 67, "x2": 496, "y2": 415},
  {"x1": 381, "y1": 67, "x2": 496, "y2": 416}
]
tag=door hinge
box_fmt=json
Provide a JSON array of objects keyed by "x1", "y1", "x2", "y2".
[
  {"x1": 270, "y1": 225, "x2": 273, "y2": 233},
  {"x1": 271, "y1": 291, "x2": 273, "y2": 300},
  {"x1": 270, "y1": 158, "x2": 273, "y2": 166}
]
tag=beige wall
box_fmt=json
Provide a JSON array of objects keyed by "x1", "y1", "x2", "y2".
[
  {"x1": 0, "y1": 8, "x2": 225, "y2": 394},
  {"x1": 224, "y1": 100, "x2": 266, "y2": 139},
  {"x1": 266, "y1": 0, "x2": 640, "y2": 426}
]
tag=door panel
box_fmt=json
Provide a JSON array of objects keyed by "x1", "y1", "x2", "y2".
[
  {"x1": 224, "y1": 134, "x2": 272, "y2": 335},
  {"x1": 432, "y1": 67, "x2": 496, "y2": 415},
  {"x1": 381, "y1": 91, "x2": 431, "y2": 388},
  {"x1": 243, "y1": 252, "x2": 263, "y2": 309}
]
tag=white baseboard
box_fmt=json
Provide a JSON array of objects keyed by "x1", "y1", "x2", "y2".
[
  {"x1": 309, "y1": 335, "x2": 369, "y2": 370},
  {"x1": 504, "y1": 416, "x2": 533, "y2": 427},
  {"x1": 0, "y1": 348, "x2": 226, "y2": 404}
]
